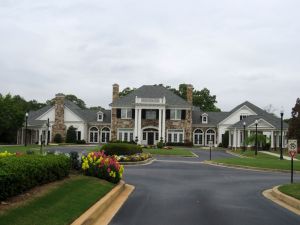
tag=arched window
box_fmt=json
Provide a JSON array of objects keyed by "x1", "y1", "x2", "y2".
[
  {"x1": 101, "y1": 127, "x2": 110, "y2": 143},
  {"x1": 89, "y1": 127, "x2": 99, "y2": 143},
  {"x1": 194, "y1": 129, "x2": 204, "y2": 145},
  {"x1": 206, "y1": 129, "x2": 215, "y2": 145}
]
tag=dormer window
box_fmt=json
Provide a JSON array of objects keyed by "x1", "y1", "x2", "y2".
[
  {"x1": 240, "y1": 114, "x2": 248, "y2": 121},
  {"x1": 97, "y1": 111, "x2": 104, "y2": 122},
  {"x1": 202, "y1": 113, "x2": 208, "y2": 124}
]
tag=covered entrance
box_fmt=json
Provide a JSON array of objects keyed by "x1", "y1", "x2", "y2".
[{"x1": 142, "y1": 128, "x2": 159, "y2": 145}]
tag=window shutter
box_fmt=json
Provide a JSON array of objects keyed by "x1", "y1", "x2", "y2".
[
  {"x1": 132, "y1": 109, "x2": 135, "y2": 119},
  {"x1": 181, "y1": 110, "x2": 186, "y2": 120},
  {"x1": 156, "y1": 109, "x2": 159, "y2": 120},
  {"x1": 166, "y1": 109, "x2": 170, "y2": 120},
  {"x1": 142, "y1": 109, "x2": 146, "y2": 119},
  {"x1": 117, "y1": 109, "x2": 121, "y2": 118}
]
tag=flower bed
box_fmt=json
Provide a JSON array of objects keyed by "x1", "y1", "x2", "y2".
[
  {"x1": 81, "y1": 151, "x2": 124, "y2": 184},
  {"x1": 116, "y1": 153, "x2": 152, "y2": 162},
  {"x1": 0, "y1": 151, "x2": 16, "y2": 158},
  {"x1": 0, "y1": 154, "x2": 70, "y2": 200}
]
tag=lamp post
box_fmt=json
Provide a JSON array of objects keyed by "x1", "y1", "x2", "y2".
[
  {"x1": 255, "y1": 119, "x2": 258, "y2": 156},
  {"x1": 243, "y1": 122, "x2": 246, "y2": 152},
  {"x1": 24, "y1": 112, "x2": 29, "y2": 146},
  {"x1": 280, "y1": 109, "x2": 284, "y2": 160}
]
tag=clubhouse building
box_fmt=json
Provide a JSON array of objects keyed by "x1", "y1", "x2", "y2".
[{"x1": 17, "y1": 84, "x2": 288, "y2": 149}]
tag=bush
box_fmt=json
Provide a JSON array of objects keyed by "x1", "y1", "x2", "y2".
[
  {"x1": 66, "y1": 126, "x2": 77, "y2": 143},
  {"x1": 81, "y1": 151, "x2": 124, "y2": 183},
  {"x1": 222, "y1": 131, "x2": 229, "y2": 148},
  {"x1": 166, "y1": 141, "x2": 193, "y2": 147},
  {"x1": 0, "y1": 154, "x2": 70, "y2": 200},
  {"x1": 157, "y1": 141, "x2": 164, "y2": 149},
  {"x1": 26, "y1": 150, "x2": 35, "y2": 155},
  {"x1": 76, "y1": 139, "x2": 86, "y2": 144},
  {"x1": 53, "y1": 133, "x2": 63, "y2": 143},
  {"x1": 70, "y1": 151, "x2": 80, "y2": 170},
  {"x1": 101, "y1": 143, "x2": 142, "y2": 156}
]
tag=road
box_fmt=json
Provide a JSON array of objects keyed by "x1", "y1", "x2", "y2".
[{"x1": 110, "y1": 149, "x2": 300, "y2": 225}]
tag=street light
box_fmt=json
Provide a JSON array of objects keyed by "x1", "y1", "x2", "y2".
[
  {"x1": 243, "y1": 121, "x2": 246, "y2": 152},
  {"x1": 24, "y1": 112, "x2": 29, "y2": 147},
  {"x1": 280, "y1": 109, "x2": 284, "y2": 160},
  {"x1": 255, "y1": 119, "x2": 258, "y2": 156}
]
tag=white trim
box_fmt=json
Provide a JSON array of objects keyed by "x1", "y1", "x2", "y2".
[
  {"x1": 193, "y1": 128, "x2": 204, "y2": 146},
  {"x1": 89, "y1": 126, "x2": 99, "y2": 143},
  {"x1": 218, "y1": 105, "x2": 257, "y2": 125}
]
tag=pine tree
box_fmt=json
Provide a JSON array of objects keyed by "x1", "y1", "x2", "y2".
[
  {"x1": 288, "y1": 98, "x2": 300, "y2": 151},
  {"x1": 66, "y1": 126, "x2": 77, "y2": 143}
]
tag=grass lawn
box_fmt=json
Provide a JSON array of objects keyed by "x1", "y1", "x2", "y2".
[
  {"x1": 278, "y1": 183, "x2": 300, "y2": 200},
  {"x1": 142, "y1": 147, "x2": 194, "y2": 157},
  {"x1": 0, "y1": 176, "x2": 115, "y2": 225},
  {"x1": 0, "y1": 145, "x2": 41, "y2": 154},
  {"x1": 213, "y1": 150, "x2": 300, "y2": 171}
]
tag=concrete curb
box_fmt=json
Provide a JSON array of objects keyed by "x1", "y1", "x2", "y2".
[
  {"x1": 263, "y1": 186, "x2": 300, "y2": 216},
  {"x1": 71, "y1": 180, "x2": 134, "y2": 225},
  {"x1": 119, "y1": 157, "x2": 154, "y2": 165},
  {"x1": 203, "y1": 161, "x2": 300, "y2": 174}
]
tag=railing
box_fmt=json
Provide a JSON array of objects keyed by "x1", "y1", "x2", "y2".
[{"x1": 135, "y1": 97, "x2": 166, "y2": 104}]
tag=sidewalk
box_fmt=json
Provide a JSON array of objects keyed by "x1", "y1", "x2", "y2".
[{"x1": 260, "y1": 151, "x2": 298, "y2": 161}]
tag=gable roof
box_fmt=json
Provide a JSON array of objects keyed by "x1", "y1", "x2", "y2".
[
  {"x1": 110, "y1": 85, "x2": 191, "y2": 108},
  {"x1": 192, "y1": 107, "x2": 230, "y2": 126},
  {"x1": 28, "y1": 100, "x2": 111, "y2": 125}
]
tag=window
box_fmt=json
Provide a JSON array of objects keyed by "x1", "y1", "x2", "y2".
[
  {"x1": 89, "y1": 127, "x2": 99, "y2": 143},
  {"x1": 76, "y1": 131, "x2": 81, "y2": 141},
  {"x1": 170, "y1": 109, "x2": 182, "y2": 120},
  {"x1": 143, "y1": 132, "x2": 147, "y2": 140},
  {"x1": 121, "y1": 109, "x2": 132, "y2": 119},
  {"x1": 206, "y1": 129, "x2": 215, "y2": 145},
  {"x1": 240, "y1": 114, "x2": 248, "y2": 121},
  {"x1": 101, "y1": 127, "x2": 110, "y2": 143},
  {"x1": 167, "y1": 129, "x2": 184, "y2": 143},
  {"x1": 97, "y1": 112, "x2": 103, "y2": 121},
  {"x1": 155, "y1": 132, "x2": 159, "y2": 141},
  {"x1": 146, "y1": 110, "x2": 156, "y2": 120},
  {"x1": 194, "y1": 129, "x2": 203, "y2": 145},
  {"x1": 118, "y1": 129, "x2": 134, "y2": 142},
  {"x1": 202, "y1": 113, "x2": 208, "y2": 124}
]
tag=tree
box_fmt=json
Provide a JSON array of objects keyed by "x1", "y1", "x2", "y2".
[
  {"x1": 119, "y1": 87, "x2": 136, "y2": 97},
  {"x1": 0, "y1": 93, "x2": 46, "y2": 144},
  {"x1": 66, "y1": 126, "x2": 77, "y2": 143},
  {"x1": 288, "y1": 98, "x2": 300, "y2": 146},
  {"x1": 46, "y1": 94, "x2": 86, "y2": 109}
]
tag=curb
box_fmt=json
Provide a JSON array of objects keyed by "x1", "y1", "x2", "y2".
[
  {"x1": 71, "y1": 180, "x2": 134, "y2": 225},
  {"x1": 203, "y1": 161, "x2": 300, "y2": 174},
  {"x1": 263, "y1": 186, "x2": 300, "y2": 215},
  {"x1": 119, "y1": 157, "x2": 154, "y2": 165},
  {"x1": 225, "y1": 150, "x2": 249, "y2": 158}
]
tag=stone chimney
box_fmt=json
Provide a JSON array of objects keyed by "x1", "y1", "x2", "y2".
[
  {"x1": 52, "y1": 93, "x2": 66, "y2": 141},
  {"x1": 186, "y1": 84, "x2": 193, "y2": 104},
  {"x1": 112, "y1": 83, "x2": 119, "y2": 102}
]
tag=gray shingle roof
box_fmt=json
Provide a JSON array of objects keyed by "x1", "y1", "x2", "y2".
[
  {"x1": 192, "y1": 107, "x2": 230, "y2": 126},
  {"x1": 110, "y1": 85, "x2": 191, "y2": 108},
  {"x1": 27, "y1": 100, "x2": 111, "y2": 125},
  {"x1": 228, "y1": 101, "x2": 288, "y2": 129}
]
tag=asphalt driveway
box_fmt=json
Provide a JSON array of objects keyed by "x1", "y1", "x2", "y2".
[{"x1": 110, "y1": 149, "x2": 300, "y2": 225}]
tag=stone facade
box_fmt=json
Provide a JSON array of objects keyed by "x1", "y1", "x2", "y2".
[
  {"x1": 186, "y1": 84, "x2": 193, "y2": 104},
  {"x1": 52, "y1": 94, "x2": 67, "y2": 141},
  {"x1": 112, "y1": 84, "x2": 119, "y2": 102},
  {"x1": 142, "y1": 119, "x2": 159, "y2": 128},
  {"x1": 166, "y1": 109, "x2": 193, "y2": 142}
]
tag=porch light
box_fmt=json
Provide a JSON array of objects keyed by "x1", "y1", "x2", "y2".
[
  {"x1": 25, "y1": 112, "x2": 29, "y2": 147},
  {"x1": 280, "y1": 108, "x2": 284, "y2": 160},
  {"x1": 243, "y1": 122, "x2": 246, "y2": 152},
  {"x1": 255, "y1": 120, "x2": 258, "y2": 156}
]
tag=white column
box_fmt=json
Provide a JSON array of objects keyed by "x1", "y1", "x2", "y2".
[
  {"x1": 271, "y1": 131, "x2": 274, "y2": 148},
  {"x1": 138, "y1": 109, "x2": 142, "y2": 144},
  {"x1": 237, "y1": 130, "x2": 241, "y2": 148},
  {"x1": 162, "y1": 109, "x2": 166, "y2": 142},
  {"x1": 233, "y1": 129, "x2": 237, "y2": 149},
  {"x1": 247, "y1": 130, "x2": 251, "y2": 147},
  {"x1": 228, "y1": 130, "x2": 231, "y2": 147},
  {"x1": 158, "y1": 109, "x2": 162, "y2": 140},
  {"x1": 21, "y1": 128, "x2": 24, "y2": 145},
  {"x1": 38, "y1": 129, "x2": 42, "y2": 145},
  {"x1": 134, "y1": 108, "x2": 138, "y2": 139}
]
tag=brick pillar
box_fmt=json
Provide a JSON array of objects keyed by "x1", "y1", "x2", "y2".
[
  {"x1": 52, "y1": 94, "x2": 66, "y2": 141},
  {"x1": 186, "y1": 84, "x2": 193, "y2": 104}
]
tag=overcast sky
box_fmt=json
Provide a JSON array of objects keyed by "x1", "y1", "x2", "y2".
[{"x1": 0, "y1": 0, "x2": 299, "y2": 117}]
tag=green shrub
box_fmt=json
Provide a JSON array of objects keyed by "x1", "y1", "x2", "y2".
[
  {"x1": 66, "y1": 126, "x2": 77, "y2": 143},
  {"x1": 101, "y1": 143, "x2": 142, "y2": 156},
  {"x1": 76, "y1": 139, "x2": 86, "y2": 144},
  {"x1": 70, "y1": 151, "x2": 80, "y2": 170},
  {"x1": 166, "y1": 141, "x2": 193, "y2": 147},
  {"x1": 53, "y1": 133, "x2": 63, "y2": 143},
  {"x1": 0, "y1": 155, "x2": 70, "y2": 200},
  {"x1": 157, "y1": 141, "x2": 164, "y2": 149}
]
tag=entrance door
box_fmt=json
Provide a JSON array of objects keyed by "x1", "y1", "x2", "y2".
[{"x1": 148, "y1": 132, "x2": 154, "y2": 145}]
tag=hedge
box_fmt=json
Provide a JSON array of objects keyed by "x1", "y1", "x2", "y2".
[
  {"x1": 0, "y1": 155, "x2": 70, "y2": 200},
  {"x1": 101, "y1": 143, "x2": 142, "y2": 156}
]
